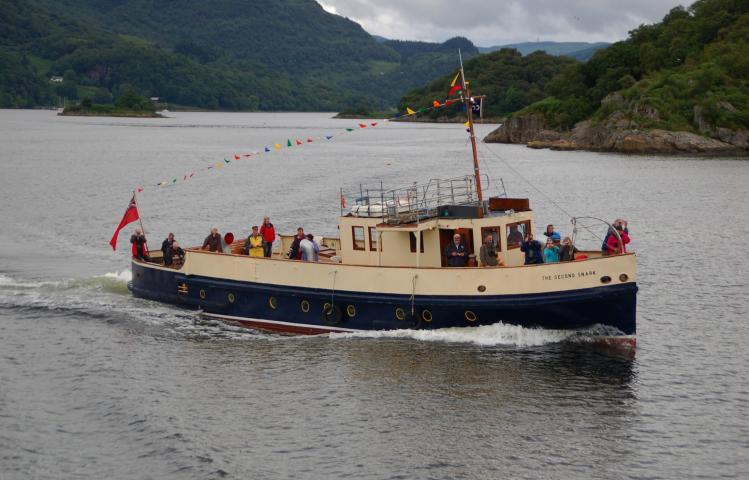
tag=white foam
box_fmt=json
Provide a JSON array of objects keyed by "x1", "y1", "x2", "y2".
[
  {"x1": 98, "y1": 270, "x2": 132, "y2": 282},
  {"x1": 329, "y1": 322, "x2": 576, "y2": 347}
]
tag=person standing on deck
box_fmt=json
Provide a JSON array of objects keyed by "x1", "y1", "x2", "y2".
[
  {"x1": 130, "y1": 228, "x2": 149, "y2": 260},
  {"x1": 444, "y1": 233, "x2": 468, "y2": 267},
  {"x1": 543, "y1": 238, "x2": 560, "y2": 263},
  {"x1": 243, "y1": 226, "x2": 264, "y2": 257},
  {"x1": 202, "y1": 227, "x2": 222, "y2": 252},
  {"x1": 602, "y1": 219, "x2": 629, "y2": 255},
  {"x1": 259, "y1": 216, "x2": 276, "y2": 258},
  {"x1": 161, "y1": 232, "x2": 176, "y2": 265},
  {"x1": 606, "y1": 223, "x2": 631, "y2": 254},
  {"x1": 288, "y1": 227, "x2": 305, "y2": 260},
  {"x1": 479, "y1": 235, "x2": 503, "y2": 267},
  {"x1": 520, "y1": 232, "x2": 544, "y2": 265},
  {"x1": 300, "y1": 234, "x2": 319, "y2": 262}
]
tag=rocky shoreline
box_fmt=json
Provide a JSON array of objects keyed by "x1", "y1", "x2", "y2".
[{"x1": 484, "y1": 112, "x2": 749, "y2": 156}]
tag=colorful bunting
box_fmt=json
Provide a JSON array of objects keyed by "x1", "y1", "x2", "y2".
[
  {"x1": 433, "y1": 101, "x2": 440, "y2": 107},
  {"x1": 265, "y1": 147, "x2": 270, "y2": 152},
  {"x1": 275, "y1": 143, "x2": 281, "y2": 150},
  {"x1": 234, "y1": 154, "x2": 240, "y2": 160},
  {"x1": 406, "y1": 107, "x2": 416, "y2": 115},
  {"x1": 358, "y1": 123, "x2": 366, "y2": 128},
  {"x1": 326, "y1": 135, "x2": 333, "y2": 140},
  {"x1": 295, "y1": 139, "x2": 302, "y2": 145},
  {"x1": 287, "y1": 139, "x2": 292, "y2": 147},
  {"x1": 307, "y1": 138, "x2": 313, "y2": 143}
]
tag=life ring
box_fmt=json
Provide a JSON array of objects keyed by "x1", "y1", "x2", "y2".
[{"x1": 323, "y1": 304, "x2": 343, "y2": 325}]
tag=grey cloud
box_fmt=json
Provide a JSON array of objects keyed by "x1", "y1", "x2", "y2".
[{"x1": 319, "y1": 0, "x2": 687, "y2": 45}]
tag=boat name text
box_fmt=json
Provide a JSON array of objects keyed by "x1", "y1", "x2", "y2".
[{"x1": 541, "y1": 270, "x2": 596, "y2": 281}]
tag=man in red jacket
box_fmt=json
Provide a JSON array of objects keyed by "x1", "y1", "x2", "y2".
[{"x1": 259, "y1": 216, "x2": 276, "y2": 258}]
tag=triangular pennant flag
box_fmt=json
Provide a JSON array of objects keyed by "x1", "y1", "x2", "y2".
[
  {"x1": 243, "y1": 154, "x2": 251, "y2": 157},
  {"x1": 295, "y1": 139, "x2": 302, "y2": 145},
  {"x1": 136, "y1": 186, "x2": 144, "y2": 192},
  {"x1": 307, "y1": 138, "x2": 313, "y2": 143},
  {"x1": 406, "y1": 107, "x2": 416, "y2": 115},
  {"x1": 172, "y1": 178, "x2": 177, "y2": 183},
  {"x1": 358, "y1": 123, "x2": 366, "y2": 128},
  {"x1": 326, "y1": 135, "x2": 333, "y2": 140},
  {"x1": 190, "y1": 172, "x2": 195, "y2": 178},
  {"x1": 370, "y1": 122, "x2": 378, "y2": 127},
  {"x1": 234, "y1": 154, "x2": 240, "y2": 160},
  {"x1": 183, "y1": 174, "x2": 188, "y2": 181},
  {"x1": 287, "y1": 139, "x2": 292, "y2": 147},
  {"x1": 224, "y1": 158, "x2": 231, "y2": 163},
  {"x1": 445, "y1": 100, "x2": 455, "y2": 106},
  {"x1": 447, "y1": 84, "x2": 463, "y2": 97},
  {"x1": 433, "y1": 101, "x2": 440, "y2": 107},
  {"x1": 265, "y1": 147, "x2": 271, "y2": 152},
  {"x1": 450, "y1": 71, "x2": 461, "y2": 87},
  {"x1": 275, "y1": 144, "x2": 281, "y2": 150},
  {"x1": 346, "y1": 128, "x2": 354, "y2": 132},
  {"x1": 464, "y1": 121, "x2": 470, "y2": 127},
  {"x1": 418, "y1": 107, "x2": 428, "y2": 113}
]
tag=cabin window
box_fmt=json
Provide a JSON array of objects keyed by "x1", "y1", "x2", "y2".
[
  {"x1": 481, "y1": 227, "x2": 502, "y2": 251},
  {"x1": 506, "y1": 221, "x2": 531, "y2": 249},
  {"x1": 352, "y1": 226, "x2": 365, "y2": 250},
  {"x1": 369, "y1": 227, "x2": 378, "y2": 251},
  {"x1": 409, "y1": 232, "x2": 425, "y2": 253}
]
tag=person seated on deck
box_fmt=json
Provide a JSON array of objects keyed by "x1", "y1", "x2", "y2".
[
  {"x1": 559, "y1": 236, "x2": 579, "y2": 262},
  {"x1": 161, "y1": 232, "x2": 176, "y2": 265},
  {"x1": 444, "y1": 233, "x2": 468, "y2": 267},
  {"x1": 202, "y1": 227, "x2": 222, "y2": 252},
  {"x1": 243, "y1": 226, "x2": 264, "y2": 257},
  {"x1": 130, "y1": 228, "x2": 149, "y2": 261},
  {"x1": 479, "y1": 234, "x2": 504, "y2": 267},
  {"x1": 606, "y1": 223, "x2": 631, "y2": 255},
  {"x1": 602, "y1": 219, "x2": 629, "y2": 255},
  {"x1": 543, "y1": 237, "x2": 560, "y2": 264},
  {"x1": 507, "y1": 225, "x2": 524, "y2": 247},
  {"x1": 520, "y1": 232, "x2": 544, "y2": 265},
  {"x1": 288, "y1": 227, "x2": 305, "y2": 260},
  {"x1": 300, "y1": 233, "x2": 320, "y2": 262},
  {"x1": 171, "y1": 241, "x2": 185, "y2": 265}
]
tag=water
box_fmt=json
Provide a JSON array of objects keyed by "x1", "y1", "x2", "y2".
[{"x1": 1, "y1": 110, "x2": 748, "y2": 479}]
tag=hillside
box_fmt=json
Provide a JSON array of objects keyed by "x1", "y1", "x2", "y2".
[
  {"x1": 2, "y1": 0, "x2": 478, "y2": 110},
  {"x1": 485, "y1": 0, "x2": 749, "y2": 154},
  {"x1": 480, "y1": 41, "x2": 610, "y2": 61},
  {"x1": 398, "y1": 48, "x2": 577, "y2": 120}
]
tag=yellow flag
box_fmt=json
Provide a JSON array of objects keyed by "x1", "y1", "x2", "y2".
[
  {"x1": 406, "y1": 107, "x2": 416, "y2": 115},
  {"x1": 450, "y1": 71, "x2": 461, "y2": 87},
  {"x1": 274, "y1": 143, "x2": 281, "y2": 150},
  {"x1": 464, "y1": 121, "x2": 470, "y2": 127}
]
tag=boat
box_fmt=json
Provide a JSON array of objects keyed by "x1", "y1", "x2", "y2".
[{"x1": 127, "y1": 74, "x2": 638, "y2": 345}]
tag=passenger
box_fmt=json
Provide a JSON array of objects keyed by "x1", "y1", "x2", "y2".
[
  {"x1": 259, "y1": 216, "x2": 276, "y2": 258},
  {"x1": 130, "y1": 228, "x2": 149, "y2": 261},
  {"x1": 288, "y1": 227, "x2": 305, "y2": 260},
  {"x1": 559, "y1": 236, "x2": 579, "y2": 262},
  {"x1": 606, "y1": 223, "x2": 631, "y2": 255},
  {"x1": 300, "y1": 233, "x2": 320, "y2": 262},
  {"x1": 602, "y1": 219, "x2": 629, "y2": 255},
  {"x1": 551, "y1": 232, "x2": 561, "y2": 246},
  {"x1": 444, "y1": 233, "x2": 468, "y2": 267},
  {"x1": 543, "y1": 238, "x2": 560, "y2": 263},
  {"x1": 543, "y1": 224, "x2": 560, "y2": 240},
  {"x1": 171, "y1": 241, "x2": 185, "y2": 265},
  {"x1": 507, "y1": 225, "x2": 524, "y2": 247},
  {"x1": 161, "y1": 232, "x2": 176, "y2": 265},
  {"x1": 202, "y1": 227, "x2": 222, "y2": 252},
  {"x1": 479, "y1": 234, "x2": 503, "y2": 267},
  {"x1": 520, "y1": 232, "x2": 544, "y2": 265},
  {"x1": 243, "y1": 226, "x2": 264, "y2": 257}
]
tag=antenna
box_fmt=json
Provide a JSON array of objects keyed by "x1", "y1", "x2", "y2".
[{"x1": 459, "y1": 49, "x2": 483, "y2": 204}]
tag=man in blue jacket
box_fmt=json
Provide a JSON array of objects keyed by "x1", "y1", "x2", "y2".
[
  {"x1": 444, "y1": 233, "x2": 468, "y2": 267},
  {"x1": 520, "y1": 232, "x2": 544, "y2": 265}
]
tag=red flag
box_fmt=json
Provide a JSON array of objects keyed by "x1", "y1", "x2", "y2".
[
  {"x1": 109, "y1": 195, "x2": 140, "y2": 251},
  {"x1": 359, "y1": 123, "x2": 366, "y2": 128},
  {"x1": 340, "y1": 194, "x2": 346, "y2": 209},
  {"x1": 234, "y1": 154, "x2": 240, "y2": 160},
  {"x1": 295, "y1": 139, "x2": 302, "y2": 145},
  {"x1": 433, "y1": 100, "x2": 440, "y2": 107},
  {"x1": 447, "y1": 84, "x2": 463, "y2": 97},
  {"x1": 136, "y1": 186, "x2": 144, "y2": 193},
  {"x1": 370, "y1": 122, "x2": 378, "y2": 127},
  {"x1": 307, "y1": 138, "x2": 313, "y2": 143}
]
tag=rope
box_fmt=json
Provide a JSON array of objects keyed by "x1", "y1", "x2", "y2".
[
  {"x1": 329, "y1": 270, "x2": 338, "y2": 307},
  {"x1": 410, "y1": 274, "x2": 418, "y2": 316}
]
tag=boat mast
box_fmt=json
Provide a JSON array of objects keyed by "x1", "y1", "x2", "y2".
[{"x1": 459, "y1": 50, "x2": 483, "y2": 203}]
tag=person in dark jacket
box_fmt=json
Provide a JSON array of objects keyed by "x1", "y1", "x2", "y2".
[
  {"x1": 559, "y1": 236, "x2": 579, "y2": 262},
  {"x1": 602, "y1": 219, "x2": 629, "y2": 255},
  {"x1": 202, "y1": 227, "x2": 222, "y2": 252},
  {"x1": 543, "y1": 224, "x2": 560, "y2": 240},
  {"x1": 259, "y1": 216, "x2": 276, "y2": 258},
  {"x1": 520, "y1": 232, "x2": 544, "y2": 265},
  {"x1": 130, "y1": 228, "x2": 149, "y2": 260},
  {"x1": 161, "y1": 232, "x2": 175, "y2": 265},
  {"x1": 288, "y1": 227, "x2": 305, "y2": 260},
  {"x1": 479, "y1": 234, "x2": 502, "y2": 267},
  {"x1": 444, "y1": 233, "x2": 468, "y2": 267}
]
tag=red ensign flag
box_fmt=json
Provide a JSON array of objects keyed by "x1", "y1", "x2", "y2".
[{"x1": 109, "y1": 195, "x2": 140, "y2": 250}]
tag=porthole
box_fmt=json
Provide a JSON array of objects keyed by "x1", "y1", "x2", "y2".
[
  {"x1": 619, "y1": 273, "x2": 629, "y2": 282},
  {"x1": 268, "y1": 296, "x2": 278, "y2": 309},
  {"x1": 477, "y1": 285, "x2": 486, "y2": 292},
  {"x1": 600, "y1": 276, "x2": 612, "y2": 284},
  {"x1": 199, "y1": 289, "x2": 206, "y2": 299},
  {"x1": 300, "y1": 300, "x2": 310, "y2": 313},
  {"x1": 227, "y1": 292, "x2": 236, "y2": 303},
  {"x1": 346, "y1": 305, "x2": 356, "y2": 317},
  {"x1": 465, "y1": 310, "x2": 477, "y2": 322},
  {"x1": 395, "y1": 307, "x2": 406, "y2": 320},
  {"x1": 323, "y1": 302, "x2": 331, "y2": 313},
  {"x1": 421, "y1": 309, "x2": 433, "y2": 322}
]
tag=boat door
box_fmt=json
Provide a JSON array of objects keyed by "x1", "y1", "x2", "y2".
[{"x1": 439, "y1": 228, "x2": 474, "y2": 266}]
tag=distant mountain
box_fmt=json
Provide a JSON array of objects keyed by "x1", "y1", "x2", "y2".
[
  {"x1": 0, "y1": 0, "x2": 478, "y2": 110},
  {"x1": 480, "y1": 42, "x2": 610, "y2": 61}
]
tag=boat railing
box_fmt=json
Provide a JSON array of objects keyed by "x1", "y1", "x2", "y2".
[{"x1": 345, "y1": 174, "x2": 494, "y2": 224}]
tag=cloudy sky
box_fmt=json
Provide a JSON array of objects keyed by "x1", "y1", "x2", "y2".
[{"x1": 318, "y1": 0, "x2": 688, "y2": 46}]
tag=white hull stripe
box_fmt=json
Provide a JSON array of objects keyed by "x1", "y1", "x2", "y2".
[{"x1": 200, "y1": 312, "x2": 363, "y2": 333}]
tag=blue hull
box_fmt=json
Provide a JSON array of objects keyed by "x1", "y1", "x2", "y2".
[{"x1": 130, "y1": 262, "x2": 637, "y2": 335}]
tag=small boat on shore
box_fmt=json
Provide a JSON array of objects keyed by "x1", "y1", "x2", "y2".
[{"x1": 126, "y1": 73, "x2": 637, "y2": 345}]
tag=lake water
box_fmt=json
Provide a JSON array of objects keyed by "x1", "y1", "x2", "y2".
[{"x1": 1, "y1": 110, "x2": 747, "y2": 479}]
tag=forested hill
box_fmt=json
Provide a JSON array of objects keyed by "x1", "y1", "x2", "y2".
[{"x1": 1, "y1": 0, "x2": 478, "y2": 110}]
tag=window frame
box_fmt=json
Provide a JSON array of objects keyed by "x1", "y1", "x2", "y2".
[
  {"x1": 368, "y1": 226, "x2": 378, "y2": 252},
  {"x1": 352, "y1": 226, "x2": 366, "y2": 251},
  {"x1": 506, "y1": 220, "x2": 531, "y2": 250},
  {"x1": 409, "y1": 231, "x2": 425, "y2": 253}
]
